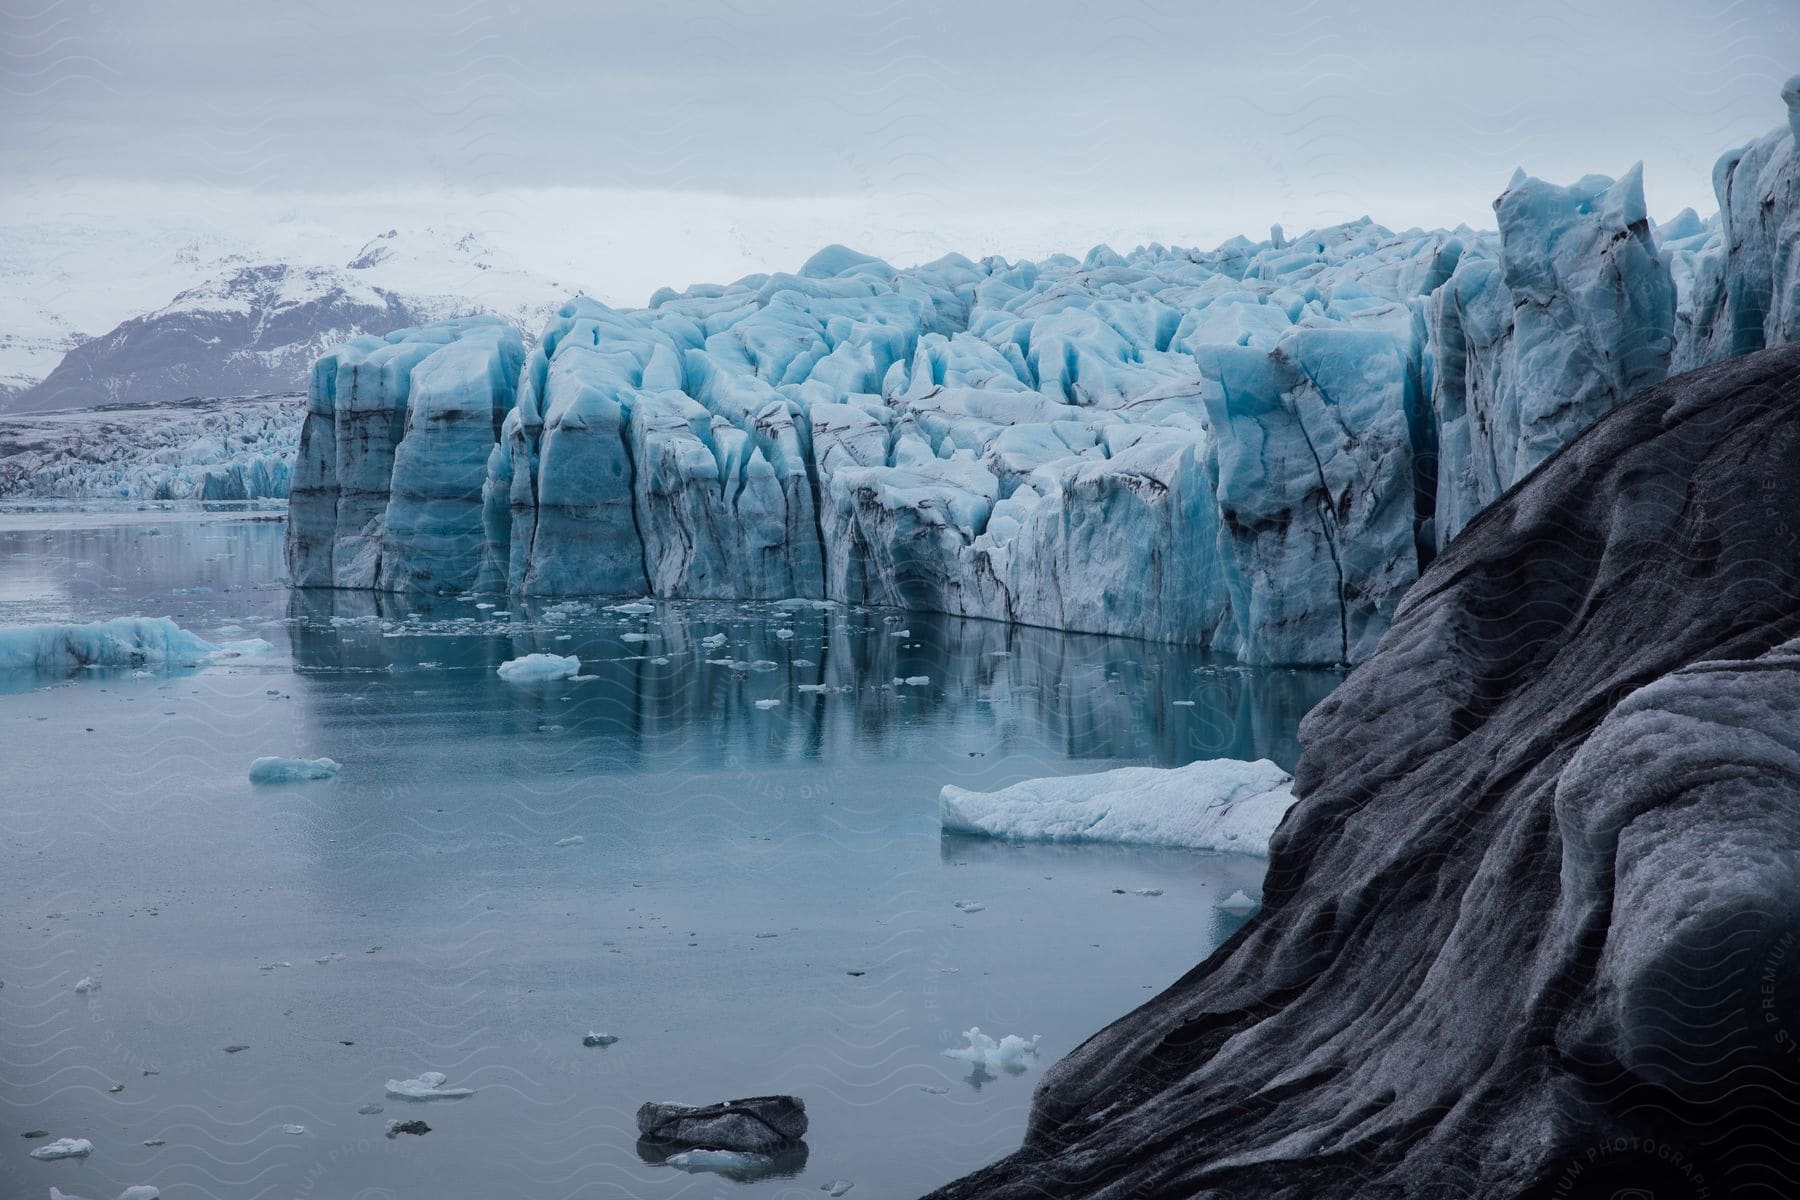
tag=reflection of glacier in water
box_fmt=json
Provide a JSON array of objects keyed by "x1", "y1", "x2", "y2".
[
  {"x1": 286, "y1": 587, "x2": 1337, "y2": 772},
  {"x1": 2, "y1": 511, "x2": 1333, "y2": 1199}
]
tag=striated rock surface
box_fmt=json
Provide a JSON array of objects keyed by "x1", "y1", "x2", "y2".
[{"x1": 927, "y1": 344, "x2": 1800, "y2": 1199}]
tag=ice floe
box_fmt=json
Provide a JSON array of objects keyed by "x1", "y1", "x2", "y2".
[{"x1": 940, "y1": 758, "x2": 1296, "y2": 853}]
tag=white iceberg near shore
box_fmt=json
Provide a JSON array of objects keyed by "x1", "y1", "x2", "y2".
[
  {"x1": 249, "y1": 756, "x2": 340, "y2": 784},
  {"x1": 944, "y1": 1027, "x2": 1040, "y2": 1073},
  {"x1": 940, "y1": 758, "x2": 1297, "y2": 853},
  {"x1": 496, "y1": 652, "x2": 580, "y2": 682}
]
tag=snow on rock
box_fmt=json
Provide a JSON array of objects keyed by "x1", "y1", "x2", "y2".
[
  {"x1": 940, "y1": 758, "x2": 1297, "y2": 853},
  {"x1": 248, "y1": 756, "x2": 341, "y2": 784},
  {"x1": 285, "y1": 89, "x2": 1800, "y2": 666},
  {"x1": 495, "y1": 652, "x2": 581, "y2": 682},
  {"x1": 0, "y1": 617, "x2": 233, "y2": 673},
  {"x1": 30, "y1": 1137, "x2": 93, "y2": 1160},
  {"x1": 385, "y1": 1071, "x2": 474, "y2": 1100},
  {"x1": 943, "y1": 1027, "x2": 1041, "y2": 1074}
]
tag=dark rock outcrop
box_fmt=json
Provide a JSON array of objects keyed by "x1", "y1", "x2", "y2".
[
  {"x1": 930, "y1": 345, "x2": 1800, "y2": 1199},
  {"x1": 635, "y1": 1094, "x2": 808, "y2": 1153}
]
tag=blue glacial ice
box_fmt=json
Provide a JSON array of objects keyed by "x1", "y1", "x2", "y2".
[
  {"x1": 495, "y1": 652, "x2": 581, "y2": 682},
  {"x1": 0, "y1": 398, "x2": 297, "y2": 502},
  {"x1": 248, "y1": 756, "x2": 341, "y2": 784},
  {"x1": 282, "y1": 93, "x2": 1800, "y2": 666},
  {"x1": 0, "y1": 616, "x2": 258, "y2": 673},
  {"x1": 940, "y1": 758, "x2": 1297, "y2": 853}
]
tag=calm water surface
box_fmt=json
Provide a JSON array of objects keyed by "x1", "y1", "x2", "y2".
[{"x1": 0, "y1": 508, "x2": 1338, "y2": 1200}]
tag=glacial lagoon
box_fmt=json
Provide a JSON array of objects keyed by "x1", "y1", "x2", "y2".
[{"x1": 0, "y1": 508, "x2": 1337, "y2": 1198}]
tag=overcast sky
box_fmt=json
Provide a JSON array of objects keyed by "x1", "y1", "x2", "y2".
[{"x1": 4, "y1": 0, "x2": 1799, "y2": 299}]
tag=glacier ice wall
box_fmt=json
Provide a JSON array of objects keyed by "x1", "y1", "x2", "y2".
[
  {"x1": 287, "y1": 318, "x2": 523, "y2": 593},
  {"x1": 284, "y1": 94, "x2": 1800, "y2": 666},
  {"x1": 0, "y1": 398, "x2": 298, "y2": 501}
]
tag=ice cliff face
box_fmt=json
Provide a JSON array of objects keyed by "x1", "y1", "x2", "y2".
[
  {"x1": 288, "y1": 318, "x2": 524, "y2": 593},
  {"x1": 286, "y1": 89, "x2": 1800, "y2": 666}
]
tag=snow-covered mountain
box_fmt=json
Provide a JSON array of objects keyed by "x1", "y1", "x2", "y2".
[{"x1": 0, "y1": 226, "x2": 571, "y2": 413}]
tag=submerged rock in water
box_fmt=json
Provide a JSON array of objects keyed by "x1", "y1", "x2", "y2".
[
  {"x1": 636, "y1": 1094, "x2": 807, "y2": 1153},
  {"x1": 385, "y1": 1119, "x2": 430, "y2": 1138},
  {"x1": 930, "y1": 346, "x2": 1800, "y2": 1197}
]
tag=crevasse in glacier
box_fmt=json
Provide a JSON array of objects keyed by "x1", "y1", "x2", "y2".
[{"x1": 285, "y1": 92, "x2": 1800, "y2": 666}]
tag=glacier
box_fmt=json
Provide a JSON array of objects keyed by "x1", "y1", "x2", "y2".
[
  {"x1": 275, "y1": 85, "x2": 1799, "y2": 666},
  {"x1": 0, "y1": 397, "x2": 298, "y2": 501}
]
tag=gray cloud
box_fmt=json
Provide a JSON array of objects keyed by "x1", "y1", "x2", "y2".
[{"x1": 4, "y1": 1, "x2": 1798, "y2": 230}]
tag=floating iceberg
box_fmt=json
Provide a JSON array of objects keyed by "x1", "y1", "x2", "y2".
[
  {"x1": 385, "y1": 1070, "x2": 474, "y2": 1100},
  {"x1": 1217, "y1": 888, "x2": 1259, "y2": 914},
  {"x1": 248, "y1": 756, "x2": 340, "y2": 784},
  {"x1": 30, "y1": 1136, "x2": 93, "y2": 1160},
  {"x1": 943, "y1": 1027, "x2": 1040, "y2": 1074},
  {"x1": 940, "y1": 758, "x2": 1296, "y2": 853},
  {"x1": 666, "y1": 1148, "x2": 772, "y2": 1174},
  {"x1": 495, "y1": 652, "x2": 580, "y2": 682},
  {"x1": 0, "y1": 617, "x2": 241, "y2": 673}
]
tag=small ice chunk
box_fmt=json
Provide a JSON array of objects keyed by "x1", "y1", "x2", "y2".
[
  {"x1": 1217, "y1": 889, "x2": 1259, "y2": 914},
  {"x1": 621, "y1": 632, "x2": 651, "y2": 643},
  {"x1": 386, "y1": 1070, "x2": 473, "y2": 1100},
  {"x1": 609, "y1": 601, "x2": 656, "y2": 615},
  {"x1": 702, "y1": 633, "x2": 729, "y2": 650},
  {"x1": 952, "y1": 900, "x2": 984, "y2": 913},
  {"x1": 248, "y1": 756, "x2": 339, "y2": 784},
  {"x1": 119, "y1": 1188, "x2": 161, "y2": 1200},
  {"x1": 943, "y1": 1027, "x2": 1039, "y2": 1074},
  {"x1": 582, "y1": 1031, "x2": 619, "y2": 1047},
  {"x1": 555, "y1": 836, "x2": 585, "y2": 847},
  {"x1": 74, "y1": 976, "x2": 100, "y2": 994},
  {"x1": 357, "y1": 1102, "x2": 384, "y2": 1115},
  {"x1": 822, "y1": 1181, "x2": 855, "y2": 1197},
  {"x1": 666, "y1": 1148, "x2": 772, "y2": 1174},
  {"x1": 496, "y1": 653, "x2": 580, "y2": 682},
  {"x1": 903, "y1": 675, "x2": 929, "y2": 686},
  {"x1": 775, "y1": 628, "x2": 795, "y2": 639},
  {"x1": 280, "y1": 1123, "x2": 305, "y2": 1135},
  {"x1": 1172, "y1": 700, "x2": 1196, "y2": 707},
  {"x1": 754, "y1": 699, "x2": 781, "y2": 710},
  {"x1": 30, "y1": 1137, "x2": 93, "y2": 1160}
]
